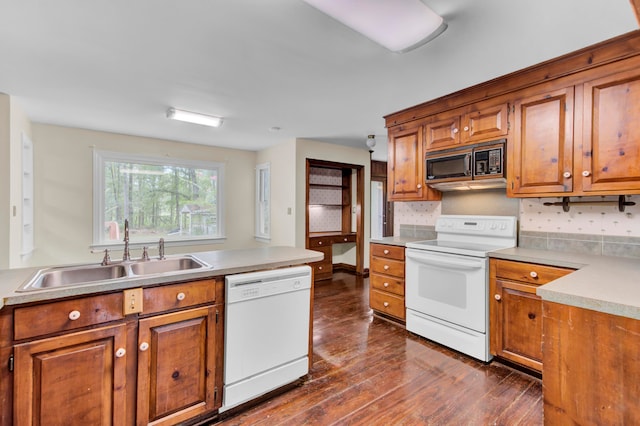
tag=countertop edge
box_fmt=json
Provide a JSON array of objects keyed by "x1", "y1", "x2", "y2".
[
  {"x1": 489, "y1": 247, "x2": 640, "y2": 320},
  {"x1": 0, "y1": 246, "x2": 324, "y2": 309}
]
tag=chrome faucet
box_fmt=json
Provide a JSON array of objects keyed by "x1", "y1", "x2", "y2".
[
  {"x1": 158, "y1": 237, "x2": 165, "y2": 260},
  {"x1": 123, "y1": 219, "x2": 131, "y2": 261}
]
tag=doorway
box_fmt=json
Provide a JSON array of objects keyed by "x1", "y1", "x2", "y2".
[{"x1": 371, "y1": 160, "x2": 393, "y2": 238}]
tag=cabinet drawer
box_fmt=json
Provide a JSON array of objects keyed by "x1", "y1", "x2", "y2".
[
  {"x1": 494, "y1": 259, "x2": 574, "y2": 285},
  {"x1": 370, "y1": 244, "x2": 404, "y2": 261},
  {"x1": 370, "y1": 289, "x2": 405, "y2": 320},
  {"x1": 333, "y1": 234, "x2": 356, "y2": 244},
  {"x1": 370, "y1": 273, "x2": 404, "y2": 296},
  {"x1": 14, "y1": 292, "x2": 124, "y2": 340},
  {"x1": 371, "y1": 257, "x2": 405, "y2": 278},
  {"x1": 308, "y1": 237, "x2": 332, "y2": 248},
  {"x1": 143, "y1": 280, "x2": 216, "y2": 315}
]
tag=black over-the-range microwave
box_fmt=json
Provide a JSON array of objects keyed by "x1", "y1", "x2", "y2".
[{"x1": 424, "y1": 139, "x2": 506, "y2": 191}]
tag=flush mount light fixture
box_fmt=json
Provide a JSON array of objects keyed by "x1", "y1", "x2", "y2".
[
  {"x1": 303, "y1": 0, "x2": 446, "y2": 53},
  {"x1": 166, "y1": 107, "x2": 223, "y2": 128}
]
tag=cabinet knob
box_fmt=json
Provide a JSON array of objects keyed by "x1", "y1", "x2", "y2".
[
  {"x1": 383, "y1": 265, "x2": 390, "y2": 271},
  {"x1": 452, "y1": 128, "x2": 459, "y2": 134},
  {"x1": 463, "y1": 126, "x2": 469, "y2": 131},
  {"x1": 530, "y1": 271, "x2": 538, "y2": 279},
  {"x1": 383, "y1": 302, "x2": 390, "y2": 307},
  {"x1": 417, "y1": 184, "x2": 422, "y2": 189},
  {"x1": 115, "y1": 348, "x2": 126, "y2": 358},
  {"x1": 318, "y1": 241, "x2": 323, "y2": 245},
  {"x1": 383, "y1": 282, "x2": 389, "y2": 287},
  {"x1": 383, "y1": 249, "x2": 389, "y2": 255},
  {"x1": 176, "y1": 292, "x2": 186, "y2": 301},
  {"x1": 139, "y1": 342, "x2": 149, "y2": 352},
  {"x1": 563, "y1": 171, "x2": 572, "y2": 178},
  {"x1": 318, "y1": 266, "x2": 323, "y2": 270},
  {"x1": 582, "y1": 170, "x2": 591, "y2": 177},
  {"x1": 344, "y1": 238, "x2": 348, "y2": 241},
  {"x1": 494, "y1": 294, "x2": 502, "y2": 301},
  {"x1": 68, "y1": 310, "x2": 81, "y2": 321}
]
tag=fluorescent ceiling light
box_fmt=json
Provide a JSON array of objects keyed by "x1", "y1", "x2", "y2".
[
  {"x1": 166, "y1": 107, "x2": 223, "y2": 128},
  {"x1": 303, "y1": 0, "x2": 446, "y2": 53}
]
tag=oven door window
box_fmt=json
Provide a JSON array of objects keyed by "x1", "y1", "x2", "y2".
[{"x1": 405, "y1": 249, "x2": 487, "y2": 333}]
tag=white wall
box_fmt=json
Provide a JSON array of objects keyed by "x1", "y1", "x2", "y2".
[
  {"x1": 256, "y1": 139, "x2": 297, "y2": 246},
  {"x1": 0, "y1": 95, "x2": 9, "y2": 269},
  {"x1": 28, "y1": 124, "x2": 258, "y2": 267}
]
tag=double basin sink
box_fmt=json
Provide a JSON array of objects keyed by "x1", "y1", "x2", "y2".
[{"x1": 18, "y1": 255, "x2": 210, "y2": 292}]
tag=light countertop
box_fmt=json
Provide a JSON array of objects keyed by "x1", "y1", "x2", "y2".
[
  {"x1": 490, "y1": 247, "x2": 640, "y2": 320},
  {"x1": 370, "y1": 236, "x2": 430, "y2": 247},
  {"x1": 0, "y1": 246, "x2": 323, "y2": 308}
]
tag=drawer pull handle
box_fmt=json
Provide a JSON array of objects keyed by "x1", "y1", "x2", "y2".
[
  {"x1": 344, "y1": 238, "x2": 348, "y2": 241},
  {"x1": 115, "y1": 348, "x2": 126, "y2": 358},
  {"x1": 530, "y1": 271, "x2": 538, "y2": 279},
  {"x1": 383, "y1": 265, "x2": 390, "y2": 271},
  {"x1": 318, "y1": 241, "x2": 323, "y2": 245},
  {"x1": 176, "y1": 292, "x2": 186, "y2": 301},
  {"x1": 383, "y1": 302, "x2": 390, "y2": 307},
  {"x1": 494, "y1": 294, "x2": 502, "y2": 301},
  {"x1": 139, "y1": 342, "x2": 149, "y2": 352},
  {"x1": 383, "y1": 282, "x2": 389, "y2": 287},
  {"x1": 68, "y1": 310, "x2": 81, "y2": 321},
  {"x1": 383, "y1": 249, "x2": 390, "y2": 255}
]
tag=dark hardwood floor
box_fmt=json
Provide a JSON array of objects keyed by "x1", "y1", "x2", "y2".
[{"x1": 213, "y1": 272, "x2": 542, "y2": 425}]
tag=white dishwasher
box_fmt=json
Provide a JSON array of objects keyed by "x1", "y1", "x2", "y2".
[{"x1": 221, "y1": 265, "x2": 312, "y2": 412}]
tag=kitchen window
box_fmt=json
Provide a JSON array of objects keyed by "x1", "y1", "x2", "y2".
[
  {"x1": 93, "y1": 150, "x2": 225, "y2": 247},
  {"x1": 255, "y1": 162, "x2": 270, "y2": 241}
]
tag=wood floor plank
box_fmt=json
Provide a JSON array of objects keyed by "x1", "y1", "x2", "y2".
[{"x1": 212, "y1": 272, "x2": 542, "y2": 425}]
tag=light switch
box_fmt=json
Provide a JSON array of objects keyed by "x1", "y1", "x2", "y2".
[{"x1": 123, "y1": 288, "x2": 143, "y2": 315}]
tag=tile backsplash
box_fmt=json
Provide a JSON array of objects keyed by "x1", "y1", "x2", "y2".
[{"x1": 393, "y1": 194, "x2": 640, "y2": 258}]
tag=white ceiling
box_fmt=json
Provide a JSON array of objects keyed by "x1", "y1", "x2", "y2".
[{"x1": 0, "y1": 0, "x2": 637, "y2": 161}]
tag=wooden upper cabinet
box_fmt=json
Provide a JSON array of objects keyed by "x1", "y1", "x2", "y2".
[
  {"x1": 425, "y1": 102, "x2": 509, "y2": 151},
  {"x1": 424, "y1": 111, "x2": 461, "y2": 150},
  {"x1": 581, "y1": 68, "x2": 640, "y2": 193},
  {"x1": 509, "y1": 87, "x2": 574, "y2": 196},
  {"x1": 388, "y1": 123, "x2": 441, "y2": 201}
]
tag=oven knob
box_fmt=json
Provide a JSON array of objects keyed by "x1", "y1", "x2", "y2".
[{"x1": 494, "y1": 294, "x2": 502, "y2": 301}]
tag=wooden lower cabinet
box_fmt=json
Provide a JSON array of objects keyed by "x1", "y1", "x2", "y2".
[
  {"x1": 543, "y1": 301, "x2": 640, "y2": 424},
  {"x1": 369, "y1": 243, "x2": 406, "y2": 322},
  {"x1": 489, "y1": 258, "x2": 574, "y2": 372},
  {"x1": 9, "y1": 278, "x2": 223, "y2": 426},
  {"x1": 14, "y1": 323, "x2": 128, "y2": 426},
  {"x1": 137, "y1": 306, "x2": 218, "y2": 426}
]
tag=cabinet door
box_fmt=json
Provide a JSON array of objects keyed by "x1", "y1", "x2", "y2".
[
  {"x1": 425, "y1": 112, "x2": 461, "y2": 150},
  {"x1": 582, "y1": 68, "x2": 640, "y2": 192},
  {"x1": 388, "y1": 124, "x2": 441, "y2": 201},
  {"x1": 491, "y1": 279, "x2": 542, "y2": 372},
  {"x1": 136, "y1": 306, "x2": 217, "y2": 426},
  {"x1": 465, "y1": 102, "x2": 509, "y2": 142},
  {"x1": 509, "y1": 87, "x2": 574, "y2": 195},
  {"x1": 14, "y1": 324, "x2": 127, "y2": 426}
]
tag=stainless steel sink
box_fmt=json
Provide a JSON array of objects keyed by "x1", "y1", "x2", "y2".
[
  {"x1": 129, "y1": 257, "x2": 206, "y2": 275},
  {"x1": 20, "y1": 264, "x2": 128, "y2": 291}
]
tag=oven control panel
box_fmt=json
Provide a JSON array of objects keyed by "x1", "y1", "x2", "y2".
[{"x1": 435, "y1": 215, "x2": 516, "y2": 238}]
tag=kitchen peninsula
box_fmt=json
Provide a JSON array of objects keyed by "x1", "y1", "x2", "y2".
[{"x1": 0, "y1": 246, "x2": 322, "y2": 426}]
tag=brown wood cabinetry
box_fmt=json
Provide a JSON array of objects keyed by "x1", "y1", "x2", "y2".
[
  {"x1": 510, "y1": 58, "x2": 640, "y2": 197},
  {"x1": 543, "y1": 301, "x2": 640, "y2": 424},
  {"x1": 425, "y1": 101, "x2": 509, "y2": 151},
  {"x1": 8, "y1": 278, "x2": 223, "y2": 426},
  {"x1": 308, "y1": 233, "x2": 356, "y2": 280},
  {"x1": 509, "y1": 87, "x2": 575, "y2": 195},
  {"x1": 489, "y1": 258, "x2": 574, "y2": 372},
  {"x1": 369, "y1": 243, "x2": 406, "y2": 322},
  {"x1": 14, "y1": 323, "x2": 128, "y2": 425},
  {"x1": 387, "y1": 123, "x2": 442, "y2": 202}
]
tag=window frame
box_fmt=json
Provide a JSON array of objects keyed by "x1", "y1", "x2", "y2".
[
  {"x1": 255, "y1": 162, "x2": 271, "y2": 242},
  {"x1": 92, "y1": 150, "x2": 225, "y2": 249}
]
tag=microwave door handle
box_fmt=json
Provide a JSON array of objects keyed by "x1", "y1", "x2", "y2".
[{"x1": 465, "y1": 153, "x2": 472, "y2": 176}]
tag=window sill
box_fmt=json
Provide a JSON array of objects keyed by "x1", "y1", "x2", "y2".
[{"x1": 90, "y1": 237, "x2": 227, "y2": 253}]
